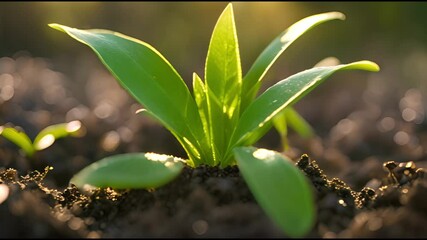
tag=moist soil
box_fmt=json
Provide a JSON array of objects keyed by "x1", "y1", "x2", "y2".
[{"x1": 0, "y1": 53, "x2": 426, "y2": 238}]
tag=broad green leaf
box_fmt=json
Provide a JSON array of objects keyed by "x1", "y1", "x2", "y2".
[
  {"x1": 71, "y1": 153, "x2": 185, "y2": 189},
  {"x1": 240, "y1": 12, "x2": 345, "y2": 112},
  {"x1": 205, "y1": 3, "x2": 242, "y2": 162},
  {"x1": 33, "y1": 120, "x2": 83, "y2": 151},
  {"x1": 49, "y1": 24, "x2": 208, "y2": 166},
  {"x1": 0, "y1": 126, "x2": 34, "y2": 157},
  {"x1": 234, "y1": 147, "x2": 315, "y2": 237},
  {"x1": 230, "y1": 61, "x2": 379, "y2": 147}
]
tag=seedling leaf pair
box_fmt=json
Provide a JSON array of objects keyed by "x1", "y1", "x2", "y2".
[{"x1": 0, "y1": 121, "x2": 83, "y2": 157}]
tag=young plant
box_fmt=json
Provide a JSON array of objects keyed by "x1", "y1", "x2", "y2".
[
  {"x1": 0, "y1": 120, "x2": 83, "y2": 157},
  {"x1": 49, "y1": 3, "x2": 379, "y2": 237}
]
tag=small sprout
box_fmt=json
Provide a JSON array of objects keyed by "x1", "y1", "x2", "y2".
[
  {"x1": 50, "y1": 3, "x2": 379, "y2": 237},
  {"x1": 0, "y1": 120, "x2": 85, "y2": 157}
]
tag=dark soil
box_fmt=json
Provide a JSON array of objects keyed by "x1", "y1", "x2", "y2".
[{"x1": 0, "y1": 53, "x2": 426, "y2": 238}]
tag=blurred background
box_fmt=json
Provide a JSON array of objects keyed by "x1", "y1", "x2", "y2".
[
  {"x1": 1, "y1": 2, "x2": 427, "y2": 87},
  {"x1": 1, "y1": 2, "x2": 427, "y2": 89},
  {"x1": 0, "y1": 2, "x2": 426, "y2": 163}
]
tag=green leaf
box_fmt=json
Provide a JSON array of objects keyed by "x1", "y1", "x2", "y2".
[
  {"x1": 49, "y1": 23, "x2": 208, "y2": 166},
  {"x1": 272, "y1": 108, "x2": 289, "y2": 151},
  {"x1": 283, "y1": 107, "x2": 314, "y2": 138},
  {"x1": 205, "y1": 3, "x2": 242, "y2": 162},
  {"x1": 0, "y1": 126, "x2": 34, "y2": 157},
  {"x1": 273, "y1": 107, "x2": 314, "y2": 151},
  {"x1": 272, "y1": 57, "x2": 340, "y2": 151},
  {"x1": 234, "y1": 147, "x2": 315, "y2": 237},
  {"x1": 240, "y1": 12, "x2": 346, "y2": 112},
  {"x1": 192, "y1": 73, "x2": 209, "y2": 132},
  {"x1": 33, "y1": 120, "x2": 83, "y2": 151},
  {"x1": 231, "y1": 61, "x2": 380, "y2": 147},
  {"x1": 70, "y1": 152, "x2": 185, "y2": 189},
  {"x1": 193, "y1": 73, "x2": 216, "y2": 165}
]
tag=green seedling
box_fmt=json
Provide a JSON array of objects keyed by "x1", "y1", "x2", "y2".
[
  {"x1": 0, "y1": 120, "x2": 83, "y2": 157},
  {"x1": 49, "y1": 3, "x2": 379, "y2": 237}
]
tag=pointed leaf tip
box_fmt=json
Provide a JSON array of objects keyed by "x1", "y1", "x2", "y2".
[
  {"x1": 329, "y1": 11, "x2": 346, "y2": 20},
  {"x1": 344, "y1": 60, "x2": 380, "y2": 72},
  {"x1": 48, "y1": 23, "x2": 64, "y2": 31}
]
